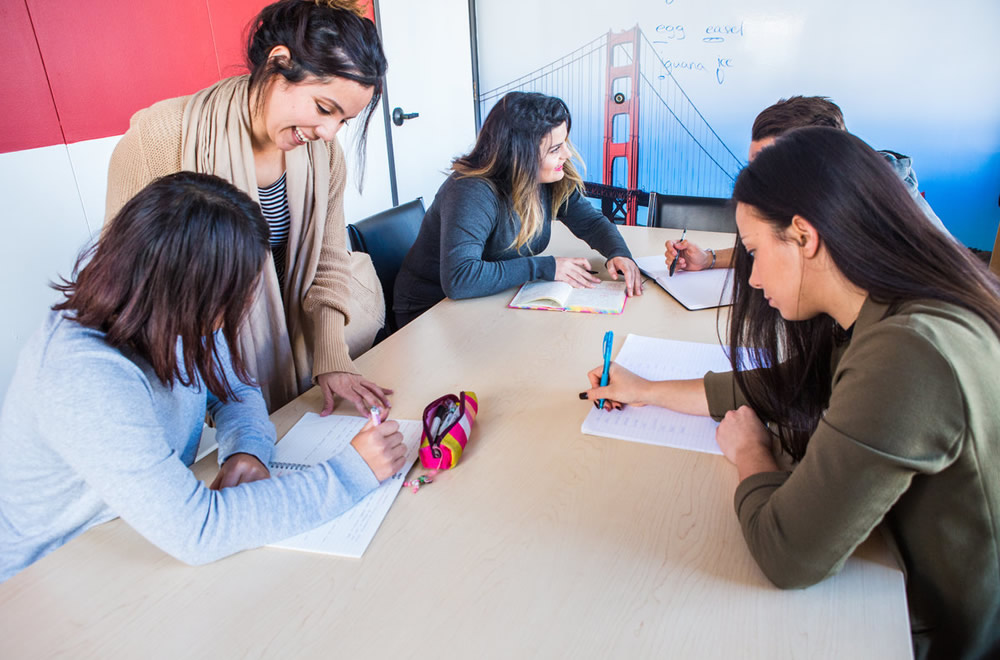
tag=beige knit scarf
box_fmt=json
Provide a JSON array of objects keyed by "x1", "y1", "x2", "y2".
[{"x1": 181, "y1": 75, "x2": 327, "y2": 410}]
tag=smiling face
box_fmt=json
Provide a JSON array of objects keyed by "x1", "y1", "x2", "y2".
[
  {"x1": 254, "y1": 73, "x2": 374, "y2": 153},
  {"x1": 537, "y1": 122, "x2": 571, "y2": 183},
  {"x1": 735, "y1": 202, "x2": 810, "y2": 320}
]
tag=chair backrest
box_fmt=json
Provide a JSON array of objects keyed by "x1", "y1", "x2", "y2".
[
  {"x1": 646, "y1": 192, "x2": 736, "y2": 233},
  {"x1": 347, "y1": 197, "x2": 425, "y2": 334}
]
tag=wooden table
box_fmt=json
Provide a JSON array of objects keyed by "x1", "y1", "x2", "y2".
[{"x1": 0, "y1": 225, "x2": 912, "y2": 659}]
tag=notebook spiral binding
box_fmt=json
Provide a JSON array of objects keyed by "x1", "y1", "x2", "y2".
[{"x1": 268, "y1": 461, "x2": 309, "y2": 472}]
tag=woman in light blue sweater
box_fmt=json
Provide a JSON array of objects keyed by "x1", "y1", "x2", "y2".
[{"x1": 0, "y1": 173, "x2": 406, "y2": 582}]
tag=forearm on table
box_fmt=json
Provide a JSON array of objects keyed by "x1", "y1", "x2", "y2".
[
  {"x1": 646, "y1": 378, "x2": 711, "y2": 416},
  {"x1": 442, "y1": 254, "x2": 554, "y2": 299}
]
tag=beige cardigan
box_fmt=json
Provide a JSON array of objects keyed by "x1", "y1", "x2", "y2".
[{"x1": 105, "y1": 77, "x2": 384, "y2": 411}]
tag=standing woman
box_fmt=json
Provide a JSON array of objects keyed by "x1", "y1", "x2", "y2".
[
  {"x1": 583, "y1": 128, "x2": 1000, "y2": 659},
  {"x1": 105, "y1": 0, "x2": 390, "y2": 415},
  {"x1": 393, "y1": 91, "x2": 642, "y2": 328},
  {"x1": 0, "y1": 173, "x2": 406, "y2": 582}
]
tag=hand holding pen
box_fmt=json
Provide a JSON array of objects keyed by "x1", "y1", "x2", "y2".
[
  {"x1": 580, "y1": 361, "x2": 654, "y2": 411},
  {"x1": 351, "y1": 406, "x2": 406, "y2": 481},
  {"x1": 668, "y1": 228, "x2": 687, "y2": 277}
]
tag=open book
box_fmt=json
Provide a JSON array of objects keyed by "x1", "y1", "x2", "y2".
[
  {"x1": 508, "y1": 279, "x2": 627, "y2": 314},
  {"x1": 634, "y1": 255, "x2": 733, "y2": 311},
  {"x1": 267, "y1": 413, "x2": 422, "y2": 558}
]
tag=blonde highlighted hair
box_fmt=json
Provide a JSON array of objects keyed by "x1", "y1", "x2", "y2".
[{"x1": 453, "y1": 92, "x2": 584, "y2": 252}]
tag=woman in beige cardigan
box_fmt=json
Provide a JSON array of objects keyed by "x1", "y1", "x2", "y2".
[{"x1": 105, "y1": 0, "x2": 391, "y2": 415}]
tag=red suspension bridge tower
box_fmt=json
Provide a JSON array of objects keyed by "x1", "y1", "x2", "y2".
[{"x1": 602, "y1": 26, "x2": 641, "y2": 224}]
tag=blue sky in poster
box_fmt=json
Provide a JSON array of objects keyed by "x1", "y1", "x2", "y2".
[{"x1": 475, "y1": 0, "x2": 1000, "y2": 249}]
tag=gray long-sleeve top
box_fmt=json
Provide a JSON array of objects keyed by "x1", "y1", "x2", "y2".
[{"x1": 393, "y1": 174, "x2": 632, "y2": 322}]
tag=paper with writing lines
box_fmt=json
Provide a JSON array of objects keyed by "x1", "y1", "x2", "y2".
[
  {"x1": 268, "y1": 413, "x2": 421, "y2": 558},
  {"x1": 581, "y1": 334, "x2": 748, "y2": 455}
]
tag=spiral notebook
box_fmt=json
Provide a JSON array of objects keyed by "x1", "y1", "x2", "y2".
[
  {"x1": 508, "y1": 279, "x2": 627, "y2": 314},
  {"x1": 266, "y1": 412, "x2": 422, "y2": 558}
]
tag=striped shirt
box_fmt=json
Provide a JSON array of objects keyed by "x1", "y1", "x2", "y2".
[{"x1": 258, "y1": 172, "x2": 291, "y2": 298}]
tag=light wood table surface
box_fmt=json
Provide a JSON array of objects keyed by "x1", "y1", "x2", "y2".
[{"x1": 0, "y1": 225, "x2": 911, "y2": 659}]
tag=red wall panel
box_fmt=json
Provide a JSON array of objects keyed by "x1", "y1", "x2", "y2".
[
  {"x1": 0, "y1": 1, "x2": 63, "y2": 153},
  {"x1": 208, "y1": 0, "x2": 271, "y2": 76},
  {"x1": 28, "y1": 0, "x2": 221, "y2": 143},
  {"x1": 209, "y1": 0, "x2": 377, "y2": 75},
  {"x1": 3, "y1": 0, "x2": 379, "y2": 152}
]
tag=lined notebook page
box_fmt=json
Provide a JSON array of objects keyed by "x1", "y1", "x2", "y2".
[
  {"x1": 268, "y1": 413, "x2": 422, "y2": 558},
  {"x1": 581, "y1": 335, "x2": 739, "y2": 455}
]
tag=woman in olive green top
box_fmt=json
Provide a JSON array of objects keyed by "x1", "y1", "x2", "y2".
[{"x1": 583, "y1": 128, "x2": 1000, "y2": 659}]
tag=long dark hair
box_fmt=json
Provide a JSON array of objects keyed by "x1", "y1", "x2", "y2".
[
  {"x1": 453, "y1": 91, "x2": 584, "y2": 251},
  {"x1": 729, "y1": 127, "x2": 1000, "y2": 460},
  {"x1": 53, "y1": 172, "x2": 270, "y2": 403},
  {"x1": 246, "y1": 0, "x2": 387, "y2": 168}
]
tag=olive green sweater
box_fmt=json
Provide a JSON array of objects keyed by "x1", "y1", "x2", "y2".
[{"x1": 704, "y1": 297, "x2": 1000, "y2": 660}]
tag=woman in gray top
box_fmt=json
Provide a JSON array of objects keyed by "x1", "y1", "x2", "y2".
[{"x1": 394, "y1": 92, "x2": 642, "y2": 328}]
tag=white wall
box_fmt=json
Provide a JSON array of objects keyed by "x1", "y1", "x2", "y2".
[
  {"x1": 340, "y1": 100, "x2": 396, "y2": 223},
  {"x1": 0, "y1": 145, "x2": 97, "y2": 402}
]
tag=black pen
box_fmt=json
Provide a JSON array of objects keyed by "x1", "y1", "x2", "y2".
[{"x1": 668, "y1": 228, "x2": 687, "y2": 277}]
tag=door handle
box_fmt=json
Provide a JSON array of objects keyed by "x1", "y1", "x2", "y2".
[{"x1": 392, "y1": 107, "x2": 419, "y2": 126}]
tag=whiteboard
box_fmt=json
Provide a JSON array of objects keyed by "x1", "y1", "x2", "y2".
[{"x1": 474, "y1": 0, "x2": 1000, "y2": 249}]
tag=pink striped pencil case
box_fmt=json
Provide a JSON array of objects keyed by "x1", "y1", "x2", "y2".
[{"x1": 419, "y1": 391, "x2": 479, "y2": 470}]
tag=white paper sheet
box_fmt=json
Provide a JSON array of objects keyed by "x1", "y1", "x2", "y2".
[
  {"x1": 581, "y1": 335, "x2": 742, "y2": 455},
  {"x1": 267, "y1": 413, "x2": 422, "y2": 558},
  {"x1": 635, "y1": 254, "x2": 734, "y2": 310}
]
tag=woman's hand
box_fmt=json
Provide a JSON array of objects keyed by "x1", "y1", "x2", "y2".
[
  {"x1": 581, "y1": 362, "x2": 652, "y2": 410},
  {"x1": 351, "y1": 418, "x2": 407, "y2": 481},
  {"x1": 606, "y1": 256, "x2": 643, "y2": 296},
  {"x1": 664, "y1": 239, "x2": 713, "y2": 272},
  {"x1": 554, "y1": 257, "x2": 600, "y2": 288},
  {"x1": 715, "y1": 406, "x2": 780, "y2": 480},
  {"x1": 209, "y1": 453, "x2": 271, "y2": 490},
  {"x1": 317, "y1": 371, "x2": 393, "y2": 418}
]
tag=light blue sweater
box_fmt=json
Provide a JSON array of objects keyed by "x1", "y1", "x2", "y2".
[{"x1": 0, "y1": 311, "x2": 379, "y2": 582}]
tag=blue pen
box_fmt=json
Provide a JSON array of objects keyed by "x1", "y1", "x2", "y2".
[{"x1": 597, "y1": 330, "x2": 613, "y2": 410}]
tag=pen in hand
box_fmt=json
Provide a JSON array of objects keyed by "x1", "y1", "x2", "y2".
[
  {"x1": 369, "y1": 405, "x2": 382, "y2": 426},
  {"x1": 668, "y1": 228, "x2": 687, "y2": 277},
  {"x1": 597, "y1": 330, "x2": 613, "y2": 410}
]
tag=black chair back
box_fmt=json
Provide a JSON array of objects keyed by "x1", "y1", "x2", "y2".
[
  {"x1": 347, "y1": 197, "x2": 425, "y2": 335},
  {"x1": 646, "y1": 192, "x2": 736, "y2": 233}
]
